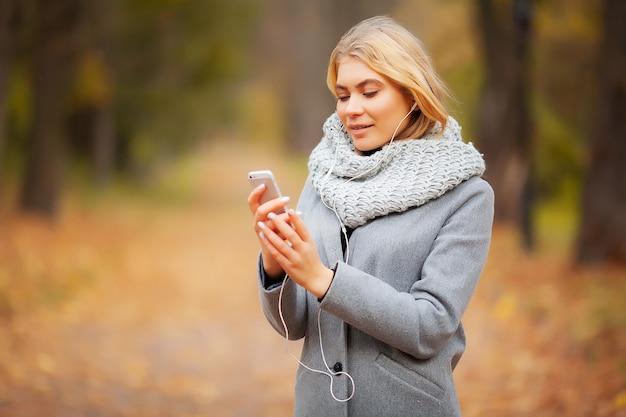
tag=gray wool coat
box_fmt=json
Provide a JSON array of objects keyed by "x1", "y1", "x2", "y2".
[{"x1": 257, "y1": 175, "x2": 494, "y2": 417}]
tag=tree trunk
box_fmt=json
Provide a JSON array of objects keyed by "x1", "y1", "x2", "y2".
[
  {"x1": 576, "y1": 0, "x2": 626, "y2": 264},
  {"x1": 475, "y1": 0, "x2": 534, "y2": 240},
  {"x1": 84, "y1": 0, "x2": 116, "y2": 186},
  {"x1": 284, "y1": 0, "x2": 399, "y2": 154},
  {"x1": 284, "y1": 0, "x2": 336, "y2": 154},
  {"x1": 20, "y1": 0, "x2": 81, "y2": 217},
  {"x1": 0, "y1": 0, "x2": 18, "y2": 171},
  {"x1": 92, "y1": 103, "x2": 116, "y2": 185}
]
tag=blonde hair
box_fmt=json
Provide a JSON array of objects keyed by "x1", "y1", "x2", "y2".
[{"x1": 327, "y1": 16, "x2": 450, "y2": 139}]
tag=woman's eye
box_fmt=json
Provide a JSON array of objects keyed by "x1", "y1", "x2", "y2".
[
  {"x1": 338, "y1": 96, "x2": 350, "y2": 102},
  {"x1": 364, "y1": 91, "x2": 378, "y2": 98}
]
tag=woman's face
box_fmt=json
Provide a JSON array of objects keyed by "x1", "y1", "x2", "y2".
[{"x1": 335, "y1": 57, "x2": 414, "y2": 152}]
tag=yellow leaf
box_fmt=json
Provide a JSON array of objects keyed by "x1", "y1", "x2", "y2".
[
  {"x1": 615, "y1": 391, "x2": 626, "y2": 409},
  {"x1": 494, "y1": 294, "x2": 517, "y2": 320},
  {"x1": 36, "y1": 353, "x2": 56, "y2": 375}
]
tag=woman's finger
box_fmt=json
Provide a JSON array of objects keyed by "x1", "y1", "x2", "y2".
[
  {"x1": 287, "y1": 209, "x2": 312, "y2": 242},
  {"x1": 258, "y1": 197, "x2": 291, "y2": 221},
  {"x1": 247, "y1": 183, "x2": 291, "y2": 222},
  {"x1": 267, "y1": 212, "x2": 302, "y2": 247},
  {"x1": 247, "y1": 183, "x2": 266, "y2": 215},
  {"x1": 258, "y1": 220, "x2": 296, "y2": 260}
]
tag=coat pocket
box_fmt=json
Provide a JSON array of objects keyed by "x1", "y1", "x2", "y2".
[{"x1": 374, "y1": 352, "x2": 444, "y2": 415}]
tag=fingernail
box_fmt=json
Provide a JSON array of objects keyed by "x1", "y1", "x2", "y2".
[
  {"x1": 267, "y1": 212, "x2": 276, "y2": 220},
  {"x1": 257, "y1": 221, "x2": 266, "y2": 230},
  {"x1": 256, "y1": 183, "x2": 266, "y2": 190},
  {"x1": 259, "y1": 231, "x2": 266, "y2": 240},
  {"x1": 280, "y1": 196, "x2": 290, "y2": 203}
]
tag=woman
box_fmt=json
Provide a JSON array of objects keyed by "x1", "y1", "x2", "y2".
[{"x1": 248, "y1": 16, "x2": 494, "y2": 417}]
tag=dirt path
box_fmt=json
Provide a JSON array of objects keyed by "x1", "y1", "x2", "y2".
[
  {"x1": 0, "y1": 140, "x2": 305, "y2": 416},
  {"x1": 0, "y1": 140, "x2": 624, "y2": 417}
]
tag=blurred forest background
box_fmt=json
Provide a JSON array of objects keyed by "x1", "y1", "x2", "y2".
[{"x1": 0, "y1": 0, "x2": 625, "y2": 416}]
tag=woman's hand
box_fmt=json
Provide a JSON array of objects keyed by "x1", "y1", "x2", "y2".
[
  {"x1": 257, "y1": 209, "x2": 334, "y2": 299},
  {"x1": 247, "y1": 183, "x2": 291, "y2": 277}
]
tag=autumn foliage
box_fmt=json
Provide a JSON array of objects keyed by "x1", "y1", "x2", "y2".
[{"x1": 0, "y1": 141, "x2": 624, "y2": 416}]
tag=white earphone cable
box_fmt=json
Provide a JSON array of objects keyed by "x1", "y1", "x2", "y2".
[
  {"x1": 322, "y1": 104, "x2": 416, "y2": 263},
  {"x1": 277, "y1": 275, "x2": 355, "y2": 402},
  {"x1": 275, "y1": 105, "x2": 415, "y2": 403}
]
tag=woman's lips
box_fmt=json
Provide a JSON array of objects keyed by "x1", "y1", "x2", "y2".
[{"x1": 348, "y1": 124, "x2": 373, "y2": 136}]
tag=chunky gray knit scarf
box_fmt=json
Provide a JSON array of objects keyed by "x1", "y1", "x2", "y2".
[{"x1": 308, "y1": 112, "x2": 486, "y2": 229}]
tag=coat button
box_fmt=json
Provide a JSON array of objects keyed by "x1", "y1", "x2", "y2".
[{"x1": 333, "y1": 362, "x2": 343, "y2": 373}]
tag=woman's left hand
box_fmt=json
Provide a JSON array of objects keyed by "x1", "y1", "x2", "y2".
[{"x1": 257, "y1": 209, "x2": 334, "y2": 298}]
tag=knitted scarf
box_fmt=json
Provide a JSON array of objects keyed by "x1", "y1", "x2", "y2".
[{"x1": 308, "y1": 112, "x2": 486, "y2": 229}]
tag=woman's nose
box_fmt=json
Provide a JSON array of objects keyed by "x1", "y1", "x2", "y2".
[{"x1": 345, "y1": 97, "x2": 364, "y2": 115}]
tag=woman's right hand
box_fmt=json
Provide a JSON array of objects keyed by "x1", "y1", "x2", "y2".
[{"x1": 247, "y1": 183, "x2": 291, "y2": 277}]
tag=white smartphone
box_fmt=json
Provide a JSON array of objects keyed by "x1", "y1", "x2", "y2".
[{"x1": 248, "y1": 170, "x2": 288, "y2": 214}]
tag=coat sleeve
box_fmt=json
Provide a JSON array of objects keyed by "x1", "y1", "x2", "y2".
[
  {"x1": 257, "y1": 255, "x2": 309, "y2": 340},
  {"x1": 319, "y1": 177, "x2": 494, "y2": 359}
]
